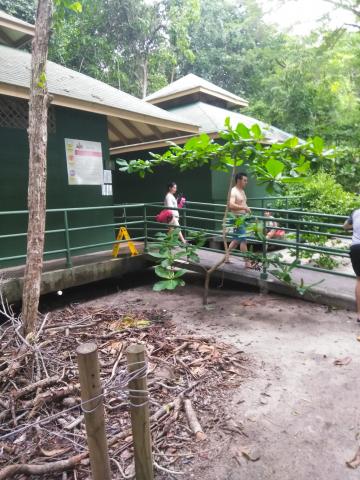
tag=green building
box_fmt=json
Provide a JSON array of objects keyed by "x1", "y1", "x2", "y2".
[
  {"x1": 0, "y1": 11, "x2": 198, "y2": 267},
  {"x1": 111, "y1": 74, "x2": 293, "y2": 207}
]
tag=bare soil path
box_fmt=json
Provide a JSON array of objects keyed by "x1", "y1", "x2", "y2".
[{"x1": 63, "y1": 272, "x2": 360, "y2": 480}]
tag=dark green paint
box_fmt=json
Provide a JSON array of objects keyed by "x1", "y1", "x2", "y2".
[{"x1": 0, "y1": 105, "x2": 114, "y2": 267}]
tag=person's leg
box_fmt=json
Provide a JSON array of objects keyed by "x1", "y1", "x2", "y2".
[
  {"x1": 266, "y1": 230, "x2": 275, "y2": 240},
  {"x1": 350, "y1": 245, "x2": 360, "y2": 321},
  {"x1": 356, "y1": 277, "x2": 360, "y2": 321},
  {"x1": 225, "y1": 240, "x2": 238, "y2": 262},
  {"x1": 178, "y1": 230, "x2": 186, "y2": 244},
  {"x1": 240, "y1": 240, "x2": 252, "y2": 268}
]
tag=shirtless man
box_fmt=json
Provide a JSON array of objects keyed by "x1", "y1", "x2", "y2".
[{"x1": 225, "y1": 172, "x2": 251, "y2": 266}]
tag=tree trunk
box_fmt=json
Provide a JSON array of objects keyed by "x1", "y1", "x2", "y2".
[
  {"x1": 21, "y1": 0, "x2": 52, "y2": 336},
  {"x1": 203, "y1": 163, "x2": 236, "y2": 305},
  {"x1": 142, "y1": 58, "x2": 148, "y2": 98}
]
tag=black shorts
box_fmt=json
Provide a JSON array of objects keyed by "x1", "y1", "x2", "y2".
[{"x1": 350, "y1": 244, "x2": 360, "y2": 277}]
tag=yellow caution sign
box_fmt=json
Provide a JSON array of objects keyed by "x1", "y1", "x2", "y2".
[{"x1": 112, "y1": 226, "x2": 139, "y2": 257}]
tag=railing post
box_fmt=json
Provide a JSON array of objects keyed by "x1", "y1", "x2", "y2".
[
  {"x1": 183, "y1": 206, "x2": 187, "y2": 239},
  {"x1": 143, "y1": 205, "x2": 148, "y2": 253},
  {"x1": 127, "y1": 344, "x2": 153, "y2": 480},
  {"x1": 76, "y1": 343, "x2": 111, "y2": 480},
  {"x1": 296, "y1": 216, "x2": 300, "y2": 260},
  {"x1": 63, "y1": 210, "x2": 72, "y2": 268},
  {"x1": 260, "y1": 216, "x2": 268, "y2": 280}
]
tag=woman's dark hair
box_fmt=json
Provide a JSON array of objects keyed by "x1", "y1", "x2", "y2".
[
  {"x1": 167, "y1": 182, "x2": 177, "y2": 191},
  {"x1": 234, "y1": 172, "x2": 248, "y2": 183}
]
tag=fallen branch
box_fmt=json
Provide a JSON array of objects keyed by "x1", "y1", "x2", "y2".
[
  {"x1": 184, "y1": 399, "x2": 206, "y2": 441},
  {"x1": 0, "y1": 452, "x2": 88, "y2": 480},
  {"x1": 13, "y1": 375, "x2": 60, "y2": 400}
]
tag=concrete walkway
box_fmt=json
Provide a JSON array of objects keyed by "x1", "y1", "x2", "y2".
[
  {"x1": 1, "y1": 245, "x2": 149, "y2": 304},
  {"x1": 1, "y1": 245, "x2": 356, "y2": 310},
  {"x1": 173, "y1": 249, "x2": 356, "y2": 311}
]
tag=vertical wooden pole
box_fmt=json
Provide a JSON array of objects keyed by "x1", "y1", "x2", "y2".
[
  {"x1": 76, "y1": 343, "x2": 111, "y2": 480},
  {"x1": 127, "y1": 344, "x2": 153, "y2": 480}
]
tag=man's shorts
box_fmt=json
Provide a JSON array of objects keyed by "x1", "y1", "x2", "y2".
[
  {"x1": 231, "y1": 218, "x2": 247, "y2": 243},
  {"x1": 350, "y1": 244, "x2": 360, "y2": 277}
]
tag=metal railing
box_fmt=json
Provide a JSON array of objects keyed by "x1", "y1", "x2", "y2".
[{"x1": 0, "y1": 199, "x2": 354, "y2": 280}]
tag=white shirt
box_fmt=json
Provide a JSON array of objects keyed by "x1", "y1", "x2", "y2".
[
  {"x1": 348, "y1": 209, "x2": 360, "y2": 245},
  {"x1": 164, "y1": 193, "x2": 179, "y2": 218}
]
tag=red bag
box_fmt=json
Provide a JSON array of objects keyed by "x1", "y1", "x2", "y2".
[{"x1": 155, "y1": 209, "x2": 173, "y2": 223}]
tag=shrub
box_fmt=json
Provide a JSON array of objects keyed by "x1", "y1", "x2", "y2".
[{"x1": 283, "y1": 171, "x2": 360, "y2": 215}]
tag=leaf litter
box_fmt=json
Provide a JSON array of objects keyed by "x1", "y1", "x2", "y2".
[{"x1": 0, "y1": 303, "x2": 251, "y2": 479}]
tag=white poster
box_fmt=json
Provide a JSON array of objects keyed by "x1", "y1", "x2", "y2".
[{"x1": 65, "y1": 138, "x2": 103, "y2": 185}]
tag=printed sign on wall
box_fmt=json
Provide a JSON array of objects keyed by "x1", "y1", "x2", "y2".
[{"x1": 65, "y1": 139, "x2": 103, "y2": 185}]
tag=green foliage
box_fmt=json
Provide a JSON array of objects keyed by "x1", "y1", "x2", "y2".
[
  {"x1": 313, "y1": 254, "x2": 339, "y2": 270},
  {"x1": 283, "y1": 171, "x2": 360, "y2": 215},
  {"x1": 48, "y1": 0, "x2": 200, "y2": 97},
  {"x1": 149, "y1": 229, "x2": 205, "y2": 291},
  {"x1": 3, "y1": 0, "x2": 359, "y2": 151},
  {"x1": 322, "y1": 146, "x2": 360, "y2": 193},
  {"x1": 0, "y1": 0, "x2": 36, "y2": 22},
  {"x1": 117, "y1": 122, "x2": 325, "y2": 194}
]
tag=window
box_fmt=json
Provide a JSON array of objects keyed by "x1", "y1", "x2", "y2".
[{"x1": 0, "y1": 95, "x2": 56, "y2": 133}]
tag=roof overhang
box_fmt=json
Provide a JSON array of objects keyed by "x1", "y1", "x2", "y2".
[
  {"x1": 110, "y1": 131, "x2": 220, "y2": 155},
  {"x1": 0, "y1": 13, "x2": 34, "y2": 48},
  {"x1": 0, "y1": 81, "x2": 200, "y2": 146},
  {"x1": 148, "y1": 86, "x2": 249, "y2": 109},
  {"x1": 109, "y1": 129, "x2": 275, "y2": 156}
]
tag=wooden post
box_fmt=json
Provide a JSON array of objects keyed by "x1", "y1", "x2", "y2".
[
  {"x1": 76, "y1": 343, "x2": 111, "y2": 480},
  {"x1": 127, "y1": 344, "x2": 153, "y2": 480}
]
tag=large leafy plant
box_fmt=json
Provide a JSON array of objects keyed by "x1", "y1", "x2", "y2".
[
  {"x1": 149, "y1": 229, "x2": 205, "y2": 291},
  {"x1": 118, "y1": 121, "x2": 330, "y2": 303}
]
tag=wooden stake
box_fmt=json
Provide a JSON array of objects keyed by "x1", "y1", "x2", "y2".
[
  {"x1": 127, "y1": 344, "x2": 153, "y2": 480},
  {"x1": 76, "y1": 343, "x2": 111, "y2": 480}
]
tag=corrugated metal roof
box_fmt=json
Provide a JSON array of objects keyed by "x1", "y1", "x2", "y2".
[
  {"x1": 0, "y1": 10, "x2": 34, "y2": 47},
  {"x1": 110, "y1": 101, "x2": 293, "y2": 154},
  {"x1": 169, "y1": 102, "x2": 292, "y2": 142},
  {"x1": 145, "y1": 73, "x2": 248, "y2": 108},
  {"x1": 0, "y1": 45, "x2": 199, "y2": 136}
]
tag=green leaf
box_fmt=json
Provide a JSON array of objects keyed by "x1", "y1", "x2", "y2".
[
  {"x1": 280, "y1": 177, "x2": 307, "y2": 183},
  {"x1": 312, "y1": 136, "x2": 324, "y2": 155},
  {"x1": 173, "y1": 269, "x2": 187, "y2": 278},
  {"x1": 235, "y1": 123, "x2": 251, "y2": 139},
  {"x1": 153, "y1": 279, "x2": 184, "y2": 291},
  {"x1": 284, "y1": 137, "x2": 299, "y2": 148},
  {"x1": 37, "y1": 71, "x2": 47, "y2": 89},
  {"x1": 265, "y1": 158, "x2": 285, "y2": 177},
  {"x1": 250, "y1": 124, "x2": 262, "y2": 139},
  {"x1": 69, "y1": 1, "x2": 82, "y2": 12},
  {"x1": 155, "y1": 265, "x2": 173, "y2": 279}
]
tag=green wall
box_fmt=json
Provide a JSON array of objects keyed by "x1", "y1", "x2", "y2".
[
  {"x1": 0, "y1": 105, "x2": 114, "y2": 267},
  {"x1": 112, "y1": 148, "x2": 268, "y2": 237},
  {"x1": 112, "y1": 148, "x2": 213, "y2": 237}
]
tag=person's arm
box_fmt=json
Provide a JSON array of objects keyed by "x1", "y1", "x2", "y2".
[{"x1": 343, "y1": 213, "x2": 353, "y2": 231}]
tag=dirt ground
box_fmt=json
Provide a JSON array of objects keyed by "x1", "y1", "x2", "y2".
[{"x1": 45, "y1": 271, "x2": 360, "y2": 480}]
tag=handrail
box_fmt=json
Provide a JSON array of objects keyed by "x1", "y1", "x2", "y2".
[{"x1": 0, "y1": 200, "x2": 355, "y2": 280}]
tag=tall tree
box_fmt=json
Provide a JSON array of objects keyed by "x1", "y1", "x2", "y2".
[
  {"x1": 22, "y1": 0, "x2": 82, "y2": 335},
  {"x1": 22, "y1": 0, "x2": 53, "y2": 335}
]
